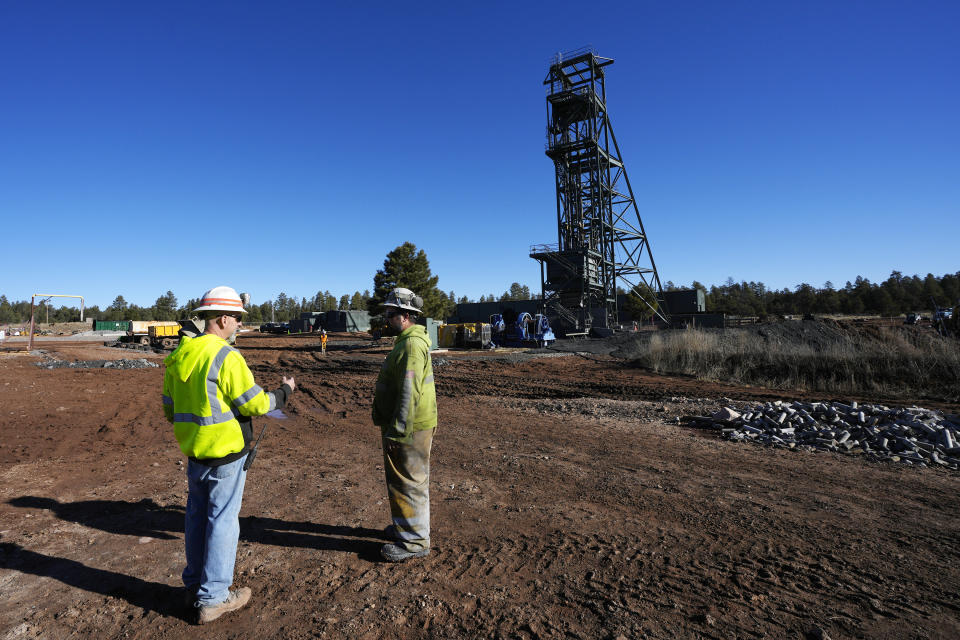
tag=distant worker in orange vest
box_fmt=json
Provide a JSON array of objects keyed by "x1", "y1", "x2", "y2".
[{"x1": 320, "y1": 328, "x2": 328, "y2": 354}]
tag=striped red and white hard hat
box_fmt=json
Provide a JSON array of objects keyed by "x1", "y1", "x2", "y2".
[{"x1": 194, "y1": 286, "x2": 247, "y2": 314}]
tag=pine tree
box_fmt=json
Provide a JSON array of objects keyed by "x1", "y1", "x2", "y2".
[
  {"x1": 0, "y1": 295, "x2": 16, "y2": 323},
  {"x1": 245, "y1": 304, "x2": 263, "y2": 324},
  {"x1": 153, "y1": 291, "x2": 178, "y2": 320},
  {"x1": 623, "y1": 284, "x2": 659, "y2": 320},
  {"x1": 105, "y1": 295, "x2": 128, "y2": 321},
  {"x1": 368, "y1": 242, "x2": 448, "y2": 318},
  {"x1": 286, "y1": 295, "x2": 300, "y2": 319},
  {"x1": 259, "y1": 301, "x2": 275, "y2": 322},
  {"x1": 179, "y1": 298, "x2": 201, "y2": 317},
  {"x1": 350, "y1": 291, "x2": 364, "y2": 309},
  {"x1": 275, "y1": 293, "x2": 290, "y2": 321},
  {"x1": 323, "y1": 291, "x2": 337, "y2": 311}
]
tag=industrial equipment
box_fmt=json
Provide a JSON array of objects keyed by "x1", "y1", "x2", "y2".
[
  {"x1": 530, "y1": 48, "x2": 667, "y2": 335},
  {"x1": 501, "y1": 312, "x2": 555, "y2": 348},
  {"x1": 460, "y1": 322, "x2": 493, "y2": 348},
  {"x1": 437, "y1": 323, "x2": 458, "y2": 348},
  {"x1": 436, "y1": 322, "x2": 493, "y2": 349}
]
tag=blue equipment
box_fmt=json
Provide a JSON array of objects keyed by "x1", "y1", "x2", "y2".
[
  {"x1": 500, "y1": 312, "x2": 555, "y2": 348},
  {"x1": 534, "y1": 313, "x2": 556, "y2": 347}
]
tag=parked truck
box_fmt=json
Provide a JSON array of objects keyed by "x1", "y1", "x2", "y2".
[
  {"x1": 121, "y1": 320, "x2": 181, "y2": 346},
  {"x1": 931, "y1": 297, "x2": 955, "y2": 337}
]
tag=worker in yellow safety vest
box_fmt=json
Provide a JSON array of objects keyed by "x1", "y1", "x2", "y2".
[
  {"x1": 320, "y1": 327, "x2": 328, "y2": 355},
  {"x1": 162, "y1": 285, "x2": 296, "y2": 624},
  {"x1": 372, "y1": 287, "x2": 437, "y2": 562}
]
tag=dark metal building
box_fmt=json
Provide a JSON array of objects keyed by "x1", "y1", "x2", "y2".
[
  {"x1": 291, "y1": 310, "x2": 371, "y2": 333},
  {"x1": 448, "y1": 300, "x2": 542, "y2": 324},
  {"x1": 531, "y1": 48, "x2": 666, "y2": 334}
]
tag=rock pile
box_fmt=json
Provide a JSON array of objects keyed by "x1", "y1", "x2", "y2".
[
  {"x1": 684, "y1": 400, "x2": 960, "y2": 471},
  {"x1": 37, "y1": 358, "x2": 158, "y2": 370}
]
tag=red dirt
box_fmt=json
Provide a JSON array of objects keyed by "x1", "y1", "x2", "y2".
[{"x1": 1, "y1": 333, "x2": 958, "y2": 639}]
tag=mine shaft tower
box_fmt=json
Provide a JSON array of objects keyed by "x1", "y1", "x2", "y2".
[{"x1": 531, "y1": 49, "x2": 667, "y2": 332}]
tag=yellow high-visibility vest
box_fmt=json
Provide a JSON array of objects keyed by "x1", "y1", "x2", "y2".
[{"x1": 162, "y1": 334, "x2": 274, "y2": 460}]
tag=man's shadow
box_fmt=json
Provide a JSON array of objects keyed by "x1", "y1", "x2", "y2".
[
  {"x1": 8, "y1": 496, "x2": 385, "y2": 560},
  {"x1": 4, "y1": 496, "x2": 389, "y2": 614},
  {"x1": 0, "y1": 542, "x2": 183, "y2": 619},
  {"x1": 8, "y1": 496, "x2": 182, "y2": 540}
]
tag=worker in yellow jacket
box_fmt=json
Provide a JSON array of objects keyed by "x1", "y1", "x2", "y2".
[
  {"x1": 372, "y1": 288, "x2": 437, "y2": 562},
  {"x1": 163, "y1": 286, "x2": 296, "y2": 624}
]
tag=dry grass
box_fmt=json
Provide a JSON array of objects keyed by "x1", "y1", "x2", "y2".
[{"x1": 635, "y1": 325, "x2": 960, "y2": 401}]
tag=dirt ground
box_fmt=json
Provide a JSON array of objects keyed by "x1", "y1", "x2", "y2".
[{"x1": 1, "y1": 331, "x2": 958, "y2": 639}]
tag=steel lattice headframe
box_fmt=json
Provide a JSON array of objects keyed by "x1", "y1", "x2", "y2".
[{"x1": 531, "y1": 49, "x2": 667, "y2": 331}]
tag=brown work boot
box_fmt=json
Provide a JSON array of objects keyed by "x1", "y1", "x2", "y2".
[{"x1": 196, "y1": 587, "x2": 251, "y2": 625}]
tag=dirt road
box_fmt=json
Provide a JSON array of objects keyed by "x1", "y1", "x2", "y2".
[{"x1": 1, "y1": 334, "x2": 958, "y2": 639}]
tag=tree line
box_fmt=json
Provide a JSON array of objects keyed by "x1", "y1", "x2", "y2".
[
  {"x1": 3, "y1": 246, "x2": 955, "y2": 325},
  {"x1": 0, "y1": 290, "x2": 377, "y2": 325},
  {"x1": 0, "y1": 242, "x2": 511, "y2": 325},
  {"x1": 678, "y1": 271, "x2": 960, "y2": 317}
]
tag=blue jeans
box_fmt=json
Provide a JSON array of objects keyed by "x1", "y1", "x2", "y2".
[{"x1": 183, "y1": 457, "x2": 247, "y2": 605}]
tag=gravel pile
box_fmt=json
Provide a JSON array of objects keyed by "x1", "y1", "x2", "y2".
[
  {"x1": 37, "y1": 358, "x2": 158, "y2": 370},
  {"x1": 684, "y1": 400, "x2": 960, "y2": 470}
]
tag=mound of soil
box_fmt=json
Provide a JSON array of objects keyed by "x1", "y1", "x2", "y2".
[{"x1": 609, "y1": 319, "x2": 854, "y2": 360}]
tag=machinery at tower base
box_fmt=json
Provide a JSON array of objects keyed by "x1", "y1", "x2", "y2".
[{"x1": 490, "y1": 312, "x2": 555, "y2": 348}]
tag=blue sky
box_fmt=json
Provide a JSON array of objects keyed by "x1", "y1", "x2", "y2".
[{"x1": 1, "y1": 1, "x2": 957, "y2": 309}]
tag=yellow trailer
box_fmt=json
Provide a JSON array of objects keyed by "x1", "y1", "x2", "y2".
[{"x1": 147, "y1": 324, "x2": 181, "y2": 349}]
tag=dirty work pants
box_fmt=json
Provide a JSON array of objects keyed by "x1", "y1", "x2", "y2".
[
  {"x1": 183, "y1": 457, "x2": 247, "y2": 606},
  {"x1": 382, "y1": 428, "x2": 434, "y2": 552}
]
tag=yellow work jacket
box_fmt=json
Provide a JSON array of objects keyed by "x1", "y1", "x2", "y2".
[
  {"x1": 373, "y1": 324, "x2": 437, "y2": 442},
  {"x1": 162, "y1": 334, "x2": 275, "y2": 464}
]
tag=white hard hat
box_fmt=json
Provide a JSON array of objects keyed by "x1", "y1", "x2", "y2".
[
  {"x1": 194, "y1": 286, "x2": 247, "y2": 314},
  {"x1": 383, "y1": 287, "x2": 423, "y2": 313}
]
